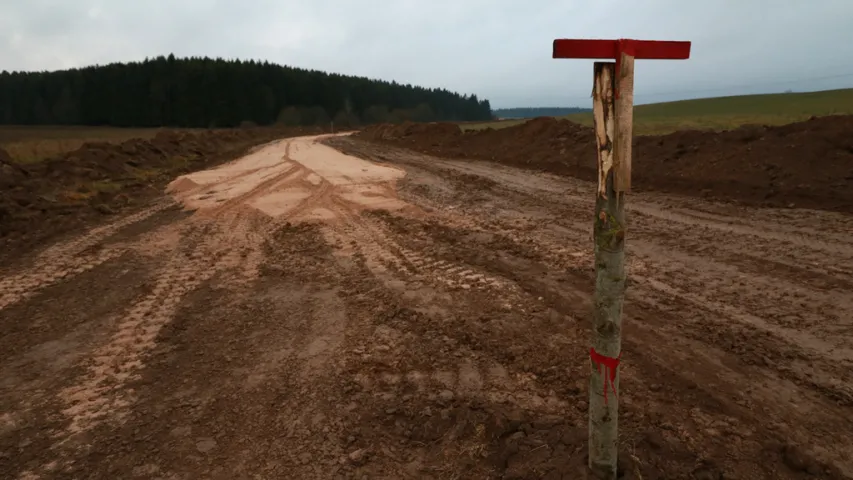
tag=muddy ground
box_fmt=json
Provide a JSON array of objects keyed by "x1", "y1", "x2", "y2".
[
  {"x1": 0, "y1": 126, "x2": 321, "y2": 262},
  {"x1": 1, "y1": 133, "x2": 852, "y2": 479},
  {"x1": 359, "y1": 116, "x2": 853, "y2": 213}
]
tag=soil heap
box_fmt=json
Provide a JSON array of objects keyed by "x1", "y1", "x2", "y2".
[
  {"x1": 0, "y1": 127, "x2": 318, "y2": 255},
  {"x1": 358, "y1": 116, "x2": 853, "y2": 212}
]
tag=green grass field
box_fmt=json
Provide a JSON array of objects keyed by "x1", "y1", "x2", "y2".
[{"x1": 467, "y1": 87, "x2": 853, "y2": 135}]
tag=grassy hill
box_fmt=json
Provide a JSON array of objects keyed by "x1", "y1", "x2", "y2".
[{"x1": 465, "y1": 88, "x2": 853, "y2": 135}]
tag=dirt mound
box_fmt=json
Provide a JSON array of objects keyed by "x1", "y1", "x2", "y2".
[
  {"x1": 0, "y1": 126, "x2": 319, "y2": 256},
  {"x1": 634, "y1": 116, "x2": 853, "y2": 210},
  {"x1": 357, "y1": 115, "x2": 853, "y2": 212},
  {"x1": 358, "y1": 121, "x2": 462, "y2": 143}
]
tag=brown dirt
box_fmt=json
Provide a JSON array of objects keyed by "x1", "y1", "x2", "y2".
[
  {"x1": 358, "y1": 115, "x2": 853, "y2": 213},
  {"x1": 1, "y1": 134, "x2": 852, "y2": 479},
  {"x1": 0, "y1": 126, "x2": 322, "y2": 261}
]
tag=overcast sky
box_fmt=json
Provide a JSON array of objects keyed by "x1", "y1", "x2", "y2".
[{"x1": 3, "y1": 0, "x2": 852, "y2": 108}]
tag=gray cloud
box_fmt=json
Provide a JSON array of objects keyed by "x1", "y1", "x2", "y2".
[{"x1": 3, "y1": 0, "x2": 852, "y2": 108}]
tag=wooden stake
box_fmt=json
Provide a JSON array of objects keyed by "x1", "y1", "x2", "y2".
[
  {"x1": 614, "y1": 53, "x2": 635, "y2": 193},
  {"x1": 551, "y1": 37, "x2": 682, "y2": 480},
  {"x1": 589, "y1": 58, "x2": 632, "y2": 479}
]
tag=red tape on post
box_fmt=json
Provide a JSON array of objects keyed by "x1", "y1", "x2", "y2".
[{"x1": 590, "y1": 347, "x2": 621, "y2": 404}]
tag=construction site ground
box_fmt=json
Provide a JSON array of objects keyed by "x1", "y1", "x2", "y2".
[{"x1": 1, "y1": 129, "x2": 852, "y2": 480}]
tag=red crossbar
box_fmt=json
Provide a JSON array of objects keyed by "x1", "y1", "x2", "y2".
[{"x1": 552, "y1": 39, "x2": 691, "y2": 60}]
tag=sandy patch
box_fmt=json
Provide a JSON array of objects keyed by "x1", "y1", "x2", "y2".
[{"x1": 166, "y1": 134, "x2": 408, "y2": 222}]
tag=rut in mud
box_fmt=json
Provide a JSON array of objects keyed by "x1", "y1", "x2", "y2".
[{"x1": 1, "y1": 134, "x2": 852, "y2": 479}]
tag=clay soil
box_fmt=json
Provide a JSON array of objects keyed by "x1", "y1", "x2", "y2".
[
  {"x1": 0, "y1": 126, "x2": 321, "y2": 261},
  {"x1": 359, "y1": 115, "x2": 853, "y2": 213},
  {"x1": 1, "y1": 131, "x2": 852, "y2": 480}
]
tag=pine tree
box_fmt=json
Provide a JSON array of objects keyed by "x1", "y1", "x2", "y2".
[{"x1": 0, "y1": 55, "x2": 493, "y2": 127}]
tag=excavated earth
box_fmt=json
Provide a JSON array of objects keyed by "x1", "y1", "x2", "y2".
[
  {"x1": 1, "y1": 128, "x2": 852, "y2": 480},
  {"x1": 359, "y1": 116, "x2": 853, "y2": 213},
  {"x1": 0, "y1": 126, "x2": 320, "y2": 261}
]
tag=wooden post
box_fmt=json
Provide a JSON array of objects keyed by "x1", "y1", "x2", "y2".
[
  {"x1": 552, "y1": 38, "x2": 687, "y2": 480},
  {"x1": 589, "y1": 61, "x2": 621, "y2": 479},
  {"x1": 589, "y1": 53, "x2": 634, "y2": 479},
  {"x1": 614, "y1": 53, "x2": 635, "y2": 193}
]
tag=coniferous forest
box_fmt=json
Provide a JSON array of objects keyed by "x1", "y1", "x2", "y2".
[{"x1": 0, "y1": 55, "x2": 493, "y2": 128}]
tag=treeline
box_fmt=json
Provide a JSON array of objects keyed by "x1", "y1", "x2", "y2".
[
  {"x1": 493, "y1": 107, "x2": 591, "y2": 119},
  {"x1": 0, "y1": 55, "x2": 493, "y2": 128}
]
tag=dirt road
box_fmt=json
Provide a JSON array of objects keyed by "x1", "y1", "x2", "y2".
[{"x1": 2, "y1": 134, "x2": 852, "y2": 479}]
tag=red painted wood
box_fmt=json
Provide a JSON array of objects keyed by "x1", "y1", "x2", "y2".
[{"x1": 552, "y1": 39, "x2": 691, "y2": 60}]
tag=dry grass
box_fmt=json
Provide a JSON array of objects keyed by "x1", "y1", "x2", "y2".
[
  {"x1": 0, "y1": 126, "x2": 167, "y2": 164},
  {"x1": 463, "y1": 87, "x2": 853, "y2": 135}
]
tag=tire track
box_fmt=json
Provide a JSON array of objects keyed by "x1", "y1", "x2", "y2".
[
  {"x1": 41, "y1": 140, "x2": 333, "y2": 466},
  {"x1": 327, "y1": 198, "x2": 518, "y2": 294},
  {"x1": 51, "y1": 135, "x2": 405, "y2": 445},
  {"x1": 0, "y1": 201, "x2": 174, "y2": 312},
  {"x1": 327, "y1": 201, "x2": 410, "y2": 276},
  {"x1": 56, "y1": 222, "x2": 221, "y2": 440}
]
